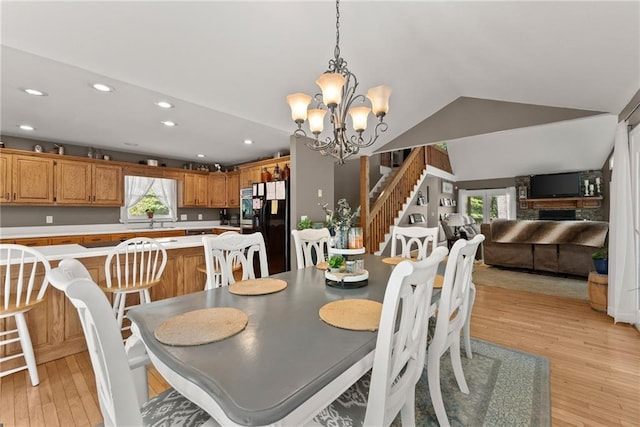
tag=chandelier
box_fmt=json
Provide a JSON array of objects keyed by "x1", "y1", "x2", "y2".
[{"x1": 286, "y1": 0, "x2": 391, "y2": 165}]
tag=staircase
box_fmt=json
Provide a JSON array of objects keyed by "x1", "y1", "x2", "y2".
[{"x1": 368, "y1": 166, "x2": 395, "y2": 206}]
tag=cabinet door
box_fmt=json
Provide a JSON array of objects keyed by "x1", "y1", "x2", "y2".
[
  {"x1": 49, "y1": 235, "x2": 84, "y2": 245},
  {"x1": 12, "y1": 155, "x2": 55, "y2": 204},
  {"x1": 55, "y1": 159, "x2": 92, "y2": 204},
  {"x1": 195, "y1": 174, "x2": 208, "y2": 206},
  {"x1": 226, "y1": 171, "x2": 240, "y2": 207},
  {"x1": 182, "y1": 173, "x2": 198, "y2": 206},
  {"x1": 93, "y1": 164, "x2": 123, "y2": 205},
  {"x1": 208, "y1": 174, "x2": 227, "y2": 207},
  {"x1": 0, "y1": 153, "x2": 12, "y2": 203}
]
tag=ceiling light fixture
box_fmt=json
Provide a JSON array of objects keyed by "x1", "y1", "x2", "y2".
[
  {"x1": 243, "y1": 139, "x2": 254, "y2": 145},
  {"x1": 161, "y1": 120, "x2": 177, "y2": 127},
  {"x1": 155, "y1": 101, "x2": 174, "y2": 109},
  {"x1": 196, "y1": 154, "x2": 205, "y2": 158},
  {"x1": 22, "y1": 88, "x2": 47, "y2": 96},
  {"x1": 19, "y1": 124, "x2": 35, "y2": 131},
  {"x1": 286, "y1": 0, "x2": 391, "y2": 165},
  {"x1": 92, "y1": 83, "x2": 114, "y2": 92}
]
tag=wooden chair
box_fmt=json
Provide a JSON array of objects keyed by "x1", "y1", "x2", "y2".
[
  {"x1": 427, "y1": 234, "x2": 484, "y2": 427},
  {"x1": 102, "y1": 238, "x2": 167, "y2": 331},
  {"x1": 202, "y1": 232, "x2": 269, "y2": 288},
  {"x1": 47, "y1": 258, "x2": 214, "y2": 427},
  {"x1": 0, "y1": 244, "x2": 51, "y2": 386},
  {"x1": 390, "y1": 225, "x2": 439, "y2": 260},
  {"x1": 312, "y1": 246, "x2": 449, "y2": 426},
  {"x1": 291, "y1": 228, "x2": 331, "y2": 269}
]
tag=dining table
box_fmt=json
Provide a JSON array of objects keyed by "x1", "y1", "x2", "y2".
[{"x1": 128, "y1": 253, "x2": 444, "y2": 426}]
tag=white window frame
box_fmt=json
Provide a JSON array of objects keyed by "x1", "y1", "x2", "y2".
[
  {"x1": 458, "y1": 187, "x2": 516, "y2": 223},
  {"x1": 120, "y1": 176, "x2": 178, "y2": 225}
]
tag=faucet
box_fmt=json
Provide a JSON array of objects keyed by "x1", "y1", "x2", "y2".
[{"x1": 149, "y1": 218, "x2": 155, "y2": 229}]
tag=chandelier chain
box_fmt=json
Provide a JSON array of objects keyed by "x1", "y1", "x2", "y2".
[{"x1": 334, "y1": 0, "x2": 341, "y2": 60}]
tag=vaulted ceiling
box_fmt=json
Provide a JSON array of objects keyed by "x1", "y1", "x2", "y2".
[{"x1": 1, "y1": 1, "x2": 638, "y2": 179}]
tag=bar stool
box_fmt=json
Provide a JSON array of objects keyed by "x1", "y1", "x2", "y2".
[
  {"x1": 101, "y1": 238, "x2": 167, "y2": 332},
  {"x1": 1, "y1": 244, "x2": 51, "y2": 386}
]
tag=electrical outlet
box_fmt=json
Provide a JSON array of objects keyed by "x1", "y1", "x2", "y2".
[
  {"x1": 46, "y1": 215, "x2": 53, "y2": 224},
  {"x1": 198, "y1": 214, "x2": 203, "y2": 220},
  {"x1": 317, "y1": 189, "x2": 323, "y2": 198},
  {"x1": 180, "y1": 214, "x2": 187, "y2": 221}
]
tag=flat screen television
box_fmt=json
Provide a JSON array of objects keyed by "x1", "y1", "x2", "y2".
[{"x1": 529, "y1": 172, "x2": 581, "y2": 198}]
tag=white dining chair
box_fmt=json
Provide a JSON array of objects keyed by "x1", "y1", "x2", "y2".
[
  {"x1": 427, "y1": 234, "x2": 484, "y2": 427},
  {"x1": 47, "y1": 258, "x2": 216, "y2": 427},
  {"x1": 102, "y1": 237, "x2": 167, "y2": 331},
  {"x1": 202, "y1": 232, "x2": 269, "y2": 288},
  {"x1": 199, "y1": 231, "x2": 240, "y2": 289},
  {"x1": 0, "y1": 244, "x2": 51, "y2": 386},
  {"x1": 291, "y1": 228, "x2": 331, "y2": 269},
  {"x1": 312, "y1": 246, "x2": 449, "y2": 427},
  {"x1": 390, "y1": 225, "x2": 439, "y2": 260}
]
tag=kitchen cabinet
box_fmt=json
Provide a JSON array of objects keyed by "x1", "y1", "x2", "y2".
[
  {"x1": 181, "y1": 172, "x2": 208, "y2": 207},
  {"x1": 0, "y1": 153, "x2": 11, "y2": 203},
  {"x1": 11, "y1": 155, "x2": 55, "y2": 204},
  {"x1": 49, "y1": 235, "x2": 84, "y2": 245},
  {"x1": 208, "y1": 173, "x2": 227, "y2": 207},
  {"x1": 56, "y1": 160, "x2": 123, "y2": 206},
  {"x1": 226, "y1": 171, "x2": 240, "y2": 207},
  {"x1": 238, "y1": 156, "x2": 290, "y2": 189}
]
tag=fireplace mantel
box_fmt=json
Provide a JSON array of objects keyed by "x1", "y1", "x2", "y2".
[{"x1": 520, "y1": 196, "x2": 602, "y2": 210}]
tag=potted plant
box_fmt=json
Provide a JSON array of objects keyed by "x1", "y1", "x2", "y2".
[
  {"x1": 297, "y1": 217, "x2": 313, "y2": 230},
  {"x1": 145, "y1": 209, "x2": 154, "y2": 219},
  {"x1": 328, "y1": 255, "x2": 345, "y2": 273},
  {"x1": 592, "y1": 248, "x2": 608, "y2": 275}
]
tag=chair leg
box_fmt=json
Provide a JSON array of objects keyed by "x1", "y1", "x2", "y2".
[
  {"x1": 450, "y1": 339, "x2": 469, "y2": 394},
  {"x1": 142, "y1": 289, "x2": 151, "y2": 305},
  {"x1": 427, "y1": 353, "x2": 450, "y2": 427},
  {"x1": 463, "y1": 283, "x2": 476, "y2": 359},
  {"x1": 15, "y1": 313, "x2": 39, "y2": 386},
  {"x1": 115, "y1": 293, "x2": 127, "y2": 330},
  {"x1": 400, "y1": 387, "x2": 416, "y2": 427},
  {"x1": 112, "y1": 293, "x2": 121, "y2": 317}
]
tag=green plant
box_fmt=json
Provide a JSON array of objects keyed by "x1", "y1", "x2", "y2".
[
  {"x1": 592, "y1": 248, "x2": 608, "y2": 260},
  {"x1": 328, "y1": 255, "x2": 344, "y2": 269},
  {"x1": 297, "y1": 217, "x2": 313, "y2": 230}
]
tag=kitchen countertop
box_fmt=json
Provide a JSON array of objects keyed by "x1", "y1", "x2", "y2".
[
  {"x1": 1, "y1": 234, "x2": 212, "y2": 263},
  {"x1": 0, "y1": 221, "x2": 240, "y2": 239}
]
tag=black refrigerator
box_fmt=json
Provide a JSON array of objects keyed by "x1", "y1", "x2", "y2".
[{"x1": 242, "y1": 181, "x2": 290, "y2": 274}]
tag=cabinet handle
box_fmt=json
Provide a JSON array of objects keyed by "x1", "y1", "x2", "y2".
[
  {"x1": 13, "y1": 192, "x2": 16, "y2": 200},
  {"x1": 93, "y1": 195, "x2": 96, "y2": 202},
  {"x1": 5, "y1": 192, "x2": 8, "y2": 200},
  {"x1": 88, "y1": 196, "x2": 91, "y2": 201}
]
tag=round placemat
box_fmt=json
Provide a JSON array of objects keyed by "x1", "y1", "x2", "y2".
[
  {"x1": 319, "y1": 299, "x2": 383, "y2": 331},
  {"x1": 154, "y1": 307, "x2": 248, "y2": 346},
  {"x1": 316, "y1": 261, "x2": 329, "y2": 270},
  {"x1": 228, "y1": 278, "x2": 287, "y2": 295},
  {"x1": 381, "y1": 256, "x2": 417, "y2": 265}
]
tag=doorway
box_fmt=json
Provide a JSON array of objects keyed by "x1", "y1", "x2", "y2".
[{"x1": 462, "y1": 188, "x2": 515, "y2": 224}]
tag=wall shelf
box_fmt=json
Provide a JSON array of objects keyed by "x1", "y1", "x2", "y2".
[{"x1": 520, "y1": 196, "x2": 603, "y2": 210}]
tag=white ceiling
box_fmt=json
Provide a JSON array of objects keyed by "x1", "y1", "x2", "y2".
[{"x1": 1, "y1": 1, "x2": 638, "y2": 177}]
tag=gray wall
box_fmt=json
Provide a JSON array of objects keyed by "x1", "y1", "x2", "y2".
[{"x1": 456, "y1": 177, "x2": 516, "y2": 190}]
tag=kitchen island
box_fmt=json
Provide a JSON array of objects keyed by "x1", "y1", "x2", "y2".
[{"x1": 1, "y1": 234, "x2": 221, "y2": 370}]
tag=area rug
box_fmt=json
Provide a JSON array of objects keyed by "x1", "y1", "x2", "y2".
[
  {"x1": 472, "y1": 262, "x2": 588, "y2": 300},
  {"x1": 396, "y1": 339, "x2": 551, "y2": 426}
]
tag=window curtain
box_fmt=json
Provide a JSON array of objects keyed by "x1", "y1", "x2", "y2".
[
  {"x1": 122, "y1": 176, "x2": 154, "y2": 225},
  {"x1": 152, "y1": 179, "x2": 177, "y2": 221},
  {"x1": 608, "y1": 120, "x2": 638, "y2": 324}
]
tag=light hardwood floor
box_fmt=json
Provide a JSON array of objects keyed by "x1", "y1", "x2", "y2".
[{"x1": 1, "y1": 284, "x2": 639, "y2": 426}]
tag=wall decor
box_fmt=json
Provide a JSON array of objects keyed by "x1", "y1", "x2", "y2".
[
  {"x1": 518, "y1": 186, "x2": 527, "y2": 199},
  {"x1": 442, "y1": 181, "x2": 453, "y2": 194}
]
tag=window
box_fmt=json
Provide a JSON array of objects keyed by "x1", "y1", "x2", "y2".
[
  {"x1": 120, "y1": 176, "x2": 177, "y2": 223},
  {"x1": 459, "y1": 187, "x2": 516, "y2": 223}
]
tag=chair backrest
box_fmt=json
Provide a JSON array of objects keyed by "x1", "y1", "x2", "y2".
[
  {"x1": 104, "y1": 238, "x2": 167, "y2": 290},
  {"x1": 1, "y1": 244, "x2": 51, "y2": 314},
  {"x1": 48, "y1": 258, "x2": 142, "y2": 427},
  {"x1": 390, "y1": 226, "x2": 439, "y2": 260},
  {"x1": 291, "y1": 228, "x2": 331, "y2": 269},
  {"x1": 200, "y1": 231, "x2": 239, "y2": 289},
  {"x1": 202, "y1": 232, "x2": 269, "y2": 288},
  {"x1": 365, "y1": 246, "x2": 449, "y2": 425},
  {"x1": 432, "y1": 234, "x2": 485, "y2": 353}
]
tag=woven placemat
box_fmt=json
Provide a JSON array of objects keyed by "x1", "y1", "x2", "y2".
[
  {"x1": 319, "y1": 299, "x2": 383, "y2": 331},
  {"x1": 316, "y1": 261, "x2": 329, "y2": 270},
  {"x1": 381, "y1": 256, "x2": 417, "y2": 265},
  {"x1": 434, "y1": 274, "x2": 444, "y2": 289},
  {"x1": 228, "y1": 278, "x2": 287, "y2": 295},
  {"x1": 154, "y1": 307, "x2": 248, "y2": 346}
]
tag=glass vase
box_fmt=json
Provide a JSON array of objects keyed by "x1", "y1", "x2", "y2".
[{"x1": 336, "y1": 225, "x2": 350, "y2": 249}]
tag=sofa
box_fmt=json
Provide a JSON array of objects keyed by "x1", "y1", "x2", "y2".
[{"x1": 481, "y1": 220, "x2": 609, "y2": 277}]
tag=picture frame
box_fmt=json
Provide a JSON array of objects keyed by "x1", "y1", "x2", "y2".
[
  {"x1": 408, "y1": 213, "x2": 426, "y2": 224},
  {"x1": 442, "y1": 181, "x2": 453, "y2": 194},
  {"x1": 518, "y1": 186, "x2": 527, "y2": 200},
  {"x1": 417, "y1": 190, "x2": 427, "y2": 206}
]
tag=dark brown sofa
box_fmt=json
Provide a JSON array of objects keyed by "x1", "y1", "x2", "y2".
[{"x1": 481, "y1": 220, "x2": 608, "y2": 277}]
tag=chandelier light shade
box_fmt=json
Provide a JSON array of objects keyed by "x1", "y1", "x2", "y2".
[{"x1": 286, "y1": 0, "x2": 391, "y2": 165}]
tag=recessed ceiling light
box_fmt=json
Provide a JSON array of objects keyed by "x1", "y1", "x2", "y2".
[
  {"x1": 155, "y1": 101, "x2": 174, "y2": 109},
  {"x1": 124, "y1": 142, "x2": 139, "y2": 147},
  {"x1": 196, "y1": 154, "x2": 206, "y2": 158},
  {"x1": 161, "y1": 120, "x2": 177, "y2": 127},
  {"x1": 92, "y1": 83, "x2": 114, "y2": 92},
  {"x1": 243, "y1": 139, "x2": 254, "y2": 145},
  {"x1": 19, "y1": 124, "x2": 35, "y2": 131},
  {"x1": 22, "y1": 88, "x2": 47, "y2": 96}
]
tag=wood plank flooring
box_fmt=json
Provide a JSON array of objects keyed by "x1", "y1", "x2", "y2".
[{"x1": 1, "y1": 283, "x2": 639, "y2": 426}]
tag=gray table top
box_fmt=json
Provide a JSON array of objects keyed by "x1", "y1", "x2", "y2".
[{"x1": 128, "y1": 254, "x2": 401, "y2": 426}]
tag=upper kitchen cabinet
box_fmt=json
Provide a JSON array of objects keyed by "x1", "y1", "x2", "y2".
[
  {"x1": 181, "y1": 172, "x2": 208, "y2": 207},
  {"x1": 56, "y1": 159, "x2": 123, "y2": 206},
  {"x1": 208, "y1": 173, "x2": 227, "y2": 207},
  {"x1": 8, "y1": 154, "x2": 55, "y2": 204},
  {"x1": 226, "y1": 171, "x2": 240, "y2": 208},
  {"x1": 0, "y1": 153, "x2": 11, "y2": 203}
]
